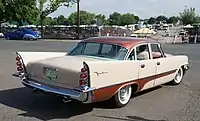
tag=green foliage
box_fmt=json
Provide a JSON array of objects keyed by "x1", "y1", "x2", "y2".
[
  {"x1": 119, "y1": 13, "x2": 135, "y2": 26},
  {"x1": 4, "y1": 0, "x2": 39, "y2": 26},
  {"x1": 45, "y1": 17, "x2": 53, "y2": 25},
  {"x1": 167, "y1": 16, "x2": 179, "y2": 24},
  {"x1": 95, "y1": 14, "x2": 106, "y2": 25},
  {"x1": 148, "y1": 17, "x2": 156, "y2": 24},
  {"x1": 39, "y1": 0, "x2": 76, "y2": 17},
  {"x1": 38, "y1": 0, "x2": 76, "y2": 36},
  {"x1": 68, "y1": 10, "x2": 96, "y2": 25},
  {"x1": 0, "y1": 0, "x2": 6, "y2": 23},
  {"x1": 108, "y1": 12, "x2": 138, "y2": 26},
  {"x1": 2, "y1": 1, "x2": 200, "y2": 27},
  {"x1": 57, "y1": 15, "x2": 69, "y2": 25},
  {"x1": 156, "y1": 15, "x2": 168, "y2": 22},
  {"x1": 180, "y1": 7, "x2": 200, "y2": 25},
  {"x1": 108, "y1": 12, "x2": 121, "y2": 25},
  {"x1": 134, "y1": 16, "x2": 140, "y2": 23}
]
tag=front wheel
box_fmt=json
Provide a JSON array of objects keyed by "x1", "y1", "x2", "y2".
[
  {"x1": 171, "y1": 68, "x2": 184, "y2": 85},
  {"x1": 111, "y1": 85, "x2": 132, "y2": 108}
]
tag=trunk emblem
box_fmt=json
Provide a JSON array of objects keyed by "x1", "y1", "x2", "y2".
[{"x1": 44, "y1": 67, "x2": 58, "y2": 80}]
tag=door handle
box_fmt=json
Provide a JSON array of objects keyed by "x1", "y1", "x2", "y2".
[
  {"x1": 157, "y1": 62, "x2": 160, "y2": 65},
  {"x1": 141, "y1": 64, "x2": 145, "y2": 68}
]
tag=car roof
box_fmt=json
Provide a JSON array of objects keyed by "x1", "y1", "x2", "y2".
[{"x1": 82, "y1": 36, "x2": 160, "y2": 50}]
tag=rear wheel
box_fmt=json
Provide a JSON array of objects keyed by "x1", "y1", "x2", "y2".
[
  {"x1": 5, "y1": 37, "x2": 10, "y2": 40},
  {"x1": 112, "y1": 85, "x2": 132, "y2": 108},
  {"x1": 171, "y1": 68, "x2": 184, "y2": 85}
]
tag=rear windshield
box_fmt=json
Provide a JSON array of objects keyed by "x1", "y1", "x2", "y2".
[{"x1": 68, "y1": 42, "x2": 128, "y2": 60}]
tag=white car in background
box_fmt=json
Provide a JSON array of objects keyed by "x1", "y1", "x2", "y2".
[{"x1": 0, "y1": 33, "x2": 4, "y2": 38}]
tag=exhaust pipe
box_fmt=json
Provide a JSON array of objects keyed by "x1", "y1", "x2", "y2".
[{"x1": 62, "y1": 96, "x2": 71, "y2": 103}]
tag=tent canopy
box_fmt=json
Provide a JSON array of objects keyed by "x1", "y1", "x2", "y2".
[{"x1": 133, "y1": 28, "x2": 157, "y2": 34}]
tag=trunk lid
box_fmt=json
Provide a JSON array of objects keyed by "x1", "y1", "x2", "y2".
[{"x1": 26, "y1": 55, "x2": 107, "y2": 89}]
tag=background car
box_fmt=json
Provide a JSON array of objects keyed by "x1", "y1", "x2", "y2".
[
  {"x1": 4, "y1": 28, "x2": 41, "y2": 40},
  {"x1": 0, "y1": 32, "x2": 4, "y2": 38}
]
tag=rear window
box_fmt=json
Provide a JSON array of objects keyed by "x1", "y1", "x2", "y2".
[{"x1": 68, "y1": 42, "x2": 128, "y2": 60}]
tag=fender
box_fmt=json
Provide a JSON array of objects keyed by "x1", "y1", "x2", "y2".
[{"x1": 92, "y1": 81, "x2": 139, "y2": 102}]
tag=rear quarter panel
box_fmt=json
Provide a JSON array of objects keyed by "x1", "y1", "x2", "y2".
[
  {"x1": 86, "y1": 60, "x2": 140, "y2": 102},
  {"x1": 86, "y1": 60, "x2": 140, "y2": 89}
]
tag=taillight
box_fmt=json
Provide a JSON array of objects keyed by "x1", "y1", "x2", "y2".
[
  {"x1": 16, "y1": 56, "x2": 21, "y2": 61},
  {"x1": 17, "y1": 67, "x2": 23, "y2": 72},
  {"x1": 79, "y1": 63, "x2": 88, "y2": 87},
  {"x1": 16, "y1": 55, "x2": 24, "y2": 73}
]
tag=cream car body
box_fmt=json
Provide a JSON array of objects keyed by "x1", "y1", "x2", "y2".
[{"x1": 13, "y1": 37, "x2": 189, "y2": 107}]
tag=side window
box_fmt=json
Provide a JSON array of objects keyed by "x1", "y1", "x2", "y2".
[
  {"x1": 83, "y1": 43, "x2": 101, "y2": 55},
  {"x1": 151, "y1": 44, "x2": 163, "y2": 59},
  {"x1": 69, "y1": 43, "x2": 84, "y2": 55},
  {"x1": 101, "y1": 44, "x2": 112, "y2": 55},
  {"x1": 128, "y1": 49, "x2": 135, "y2": 60},
  {"x1": 136, "y1": 44, "x2": 150, "y2": 60}
]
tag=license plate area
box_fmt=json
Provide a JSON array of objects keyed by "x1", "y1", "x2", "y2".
[{"x1": 43, "y1": 67, "x2": 58, "y2": 81}]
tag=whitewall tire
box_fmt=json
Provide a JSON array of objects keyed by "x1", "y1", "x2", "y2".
[
  {"x1": 112, "y1": 85, "x2": 132, "y2": 108},
  {"x1": 171, "y1": 68, "x2": 184, "y2": 85}
]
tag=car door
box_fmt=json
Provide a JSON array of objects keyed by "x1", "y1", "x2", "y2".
[
  {"x1": 135, "y1": 43, "x2": 156, "y2": 91},
  {"x1": 12, "y1": 30, "x2": 22, "y2": 39},
  {"x1": 150, "y1": 43, "x2": 177, "y2": 86},
  {"x1": 17, "y1": 29, "x2": 25, "y2": 39}
]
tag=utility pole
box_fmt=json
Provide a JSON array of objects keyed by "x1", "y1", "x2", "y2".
[
  {"x1": 39, "y1": 0, "x2": 44, "y2": 38},
  {"x1": 77, "y1": 0, "x2": 80, "y2": 39}
]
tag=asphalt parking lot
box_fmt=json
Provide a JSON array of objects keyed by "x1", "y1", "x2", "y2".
[{"x1": 0, "y1": 39, "x2": 200, "y2": 121}]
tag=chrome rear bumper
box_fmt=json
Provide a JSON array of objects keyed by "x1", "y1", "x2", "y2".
[{"x1": 13, "y1": 73, "x2": 95, "y2": 103}]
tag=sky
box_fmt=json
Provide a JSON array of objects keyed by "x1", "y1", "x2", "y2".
[{"x1": 49, "y1": 0, "x2": 200, "y2": 19}]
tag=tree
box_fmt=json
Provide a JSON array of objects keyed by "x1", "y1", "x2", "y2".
[
  {"x1": 119, "y1": 13, "x2": 136, "y2": 26},
  {"x1": 0, "y1": 0, "x2": 5, "y2": 32},
  {"x1": 180, "y1": 7, "x2": 200, "y2": 25},
  {"x1": 156, "y1": 15, "x2": 168, "y2": 23},
  {"x1": 108, "y1": 12, "x2": 121, "y2": 25},
  {"x1": 38, "y1": 0, "x2": 76, "y2": 36},
  {"x1": 167, "y1": 16, "x2": 179, "y2": 24},
  {"x1": 134, "y1": 16, "x2": 140, "y2": 23},
  {"x1": 4, "y1": 0, "x2": 39, "y2": 26},
  {"x1": 57, "y1": 15, "x2": 68, "y2": 25},
  {"x1": 148, "y1": 17, "x2": 156, "y2": 24},
  {"x1": 68, "y1": 10, "x2": 96, "y2": 25},
  {"x1": 44, "y1": 17, "x2": 54, "y2": 25},
  {"x1": 96, "y1": 14, "x2": 106, "y2": 25},
  {"x1": 52, "y1": 17, "x2": 58, "y2": 25},
  {"x1": 0, "y1": 0, "x2": 6, "y2": 23}
]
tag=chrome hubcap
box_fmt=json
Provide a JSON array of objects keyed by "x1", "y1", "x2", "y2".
[
  {"x1": 118, "y1": 85, "x2": 131, "y2": 104},
  {"x1": 174, "y1": 69, "x2": 183, "y2": 83}
]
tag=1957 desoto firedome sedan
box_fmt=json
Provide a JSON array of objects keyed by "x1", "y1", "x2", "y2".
[{"x1": 13, "y1": 37, "x2": 189, "y2": 108}]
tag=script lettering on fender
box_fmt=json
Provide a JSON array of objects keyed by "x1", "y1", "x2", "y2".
[{"x1": 94, "y1": 72, "x2": 108, "y2": 76}]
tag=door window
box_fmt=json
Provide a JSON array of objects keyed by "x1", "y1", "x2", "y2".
[
  {"x1": 128, "y1": 49, "x2": 135, "y2": 60},
  {"x1": 83, "y1": 43, "x2": 101, "y2": 55},
  {"x1": 150, "y1": 44, "x2": 163, "y2": 59},
  {"x1": 136, "y1": 44, "x2": 150, "y2": 60}
]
